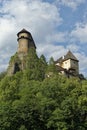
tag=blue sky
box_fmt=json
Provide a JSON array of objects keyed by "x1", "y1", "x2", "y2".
[{"x1": 0, "y1": 0, "x2": 87, "y2": 77}]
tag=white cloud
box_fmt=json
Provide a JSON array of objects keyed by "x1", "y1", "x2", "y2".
[
  {"x1": 0, "y1": 0, "x2": 87, "y2": 77},
  {"x1": 37, "y1": 44, "x2": 67, "y2": 60},
  {"x1": 71, "y1": 23, "x2": 87, "y2": 43},
  {"x1": 0, "y1": 0, "x2": 64, "y2": 71},
  {"x1": 0, "y1": 49, "x2": 12, "y2": 72},
  {"x1": 45, "y1": 32, "x2": 68, "y2": 43},
  {"x1": 0, "y1": 0, "x2": 62, "y2": 45},
  {"x1": 56, "y1": 0, "x2": 85, "y2": 10},
  {"x1": 75, "y1": 52, "x2": 87, "y2": 75},
  {"x1": 0, "y1": 17, "x2": 16, "y2": 47},
  {"x1": 67, "y1": 44, "x2": 80, "y2": 52},
  {"x1": 0, "y1": 64, "x2": 8, "y2": 72}
]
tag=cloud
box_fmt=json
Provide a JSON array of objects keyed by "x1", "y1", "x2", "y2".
[
  {"x1": 0, "y1": 0, "x2": 64, "y2": 71},
  {"x1": 68, "y1": 22, "x2": 87, "y2": 76},
  {"x1": 75, "y1": 52, "x2": 87, "y2": 75},
  {"x1": 55, "y1": 0, "x2": 85, "y2": 10},
  {"x1": 0, "y1": 0, "x2": 62, "y2": 45},
  {"x1": 0, "y1": 49, "x2": 12, "y2": 72},
  {"x1": 67, "y1": 44, "x2": 80, "y2": 52},
  {"x1": 45, "y1": 32, "x2": 68, "y2": 43},
  {"x1": 71, "y1": 22, "x2": 87, "y2": 43},
  {"x1": 37, "y1": 44, "x2": 67, "y2": 60},
  {"x1": 0, "y1": 0, "x2": 87, "y2": 77}
]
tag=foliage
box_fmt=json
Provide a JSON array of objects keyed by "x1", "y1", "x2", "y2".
[
  {"x1": 23, "y1": 48, "x2": 47, "y2": 81},
  {"x1": 0, "y1": 71, "x2": 6, "y2": 81},
  {"x1": 10, "y1": 52, "x2": 21, "y2": 64},
  {"x1": 0, "y1": 50, "x2": 87, "y2": 130},
  {"x1": 0, "y1": 72, "x2": 87, "y2": 130}
]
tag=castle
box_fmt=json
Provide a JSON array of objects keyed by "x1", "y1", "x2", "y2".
[
  {"x1": 7, "y1": 29, "x2": 36, "y2": 75},
  {"x1": 55, "y1": 51, "x2": 79, "y2": 77},
  {"x1": 17, "y1": 29, "x2": 36, "y2": 54},
  {"x1": 7, "y1": 29, "x2": 79, "y2": 77}
]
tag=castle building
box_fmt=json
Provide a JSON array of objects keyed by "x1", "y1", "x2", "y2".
[
  {"x1": 7, "y1": 29, "x2": 36, "y2": 75},
  {"x1": 55, "y1": 51, "x2": 79, "y2": 77},
  {"x1": 17, "y1": 29, "x2": 36, "y2": 54},
  {"x1": 7, "y1": 29, "x2": 80, "y2": 78}
]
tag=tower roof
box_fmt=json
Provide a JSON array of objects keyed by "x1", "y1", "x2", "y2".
[
  {"x1": 64, "y1": 50, "x2": 78, "y2": 61},
  {"x1": 55, "y1": 50, "x2": 79, "y2": 63},
  {"x1": 17, "y1": 28, "x2": 31, "y2": 37}
]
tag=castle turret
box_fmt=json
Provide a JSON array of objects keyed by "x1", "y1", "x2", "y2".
[
  {"x1": 17, "y1": 29, "x2": 36, "y2": 53},
  {"x1": 62, "y1": 51, "x2": 79, "y2": 74},
  {"x1": 7, "y1": 29, "x2": 36, "y2": 76},
  {"x1": 55, "y1": 51, "x2": 79, "y2": 77}
]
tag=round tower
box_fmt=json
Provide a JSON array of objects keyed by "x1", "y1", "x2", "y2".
[{"x1": 17, "y1": 29, "x2": 36, "y2": 53}]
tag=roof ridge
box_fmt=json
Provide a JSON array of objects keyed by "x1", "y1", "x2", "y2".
[
  {"x1": 17, "y1": 28, "x2": 31, "y2": 36},
  {"x1": 55, "y1": 50, "x2": 79, "y2": 63},
  {"x1": 65, "y1": 50, "x2": 78, "y2": 61}
]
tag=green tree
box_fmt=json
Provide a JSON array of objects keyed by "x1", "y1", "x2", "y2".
[
  {"x1": 0, "y1": 59, "x2": 87, "y2": 130},
  {"x1": 49, "y1": 57, "x2": 54, "y2": 65},
  {"x1": 0, "y1": 71, "x2": 6, "y2": 81},
  {"x1": 40, "y1": 55, "x2": 47, "y2": 65},
  {"x1": 46, "y1": 57, "x2": 57, "y2": 75},
  {"x1": 24, "y1": 48, "x2": 46, "y2": 81},
  {"x1": 19, "y1": 125, "x2": 27, "y2": 130}
]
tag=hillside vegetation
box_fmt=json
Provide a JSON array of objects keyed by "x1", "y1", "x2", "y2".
[{"x1": 0, "y1": 49, "x2": 87, "y2": 130}]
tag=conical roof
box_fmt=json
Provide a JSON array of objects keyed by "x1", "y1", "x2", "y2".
[
  {"x1": 64, "y1": 50, "x2": 78, "y2": 61},
  {"x1": 55, "y1": 50, "x2": 79, "y2": 63},
  {"x1": 17, "y1": 28, "x2": 31, "y2": 36}
]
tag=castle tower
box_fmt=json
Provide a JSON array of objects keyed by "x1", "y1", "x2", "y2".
[
  {"x1": 61, "y1": 51, "x2": 79, "y2": 74},
  {"x1": 17, "y1": 29, "x2": 36, "y2": 54},
  {"x1": 55, "y1": 51, "x2": 79, "y2": 76},
  {"x1": 7, "y1": 29, "x2": 36, "y2": 76}
]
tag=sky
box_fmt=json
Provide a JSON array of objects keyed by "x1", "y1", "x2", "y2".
[{"x1": 0, "y1": 0, "x2": 87, "y2": 77}]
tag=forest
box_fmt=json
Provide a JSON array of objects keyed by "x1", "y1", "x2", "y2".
[{"x1": 0, "y1": 48, "x2": 87, "y2": 130}]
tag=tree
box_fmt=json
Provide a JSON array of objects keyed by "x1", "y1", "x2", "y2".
[
  {"x1": 0, "y1": 71, "x2": 6, "y2": 81},
  {"x1": 0, "y1": 53, "x2": 87, "y2": 130},
  {"x1": 49, "y1": 57, "x2": 54, "y2": 65},
  {"x1": 40, "y1": 55, "x2": 47, "y2": 65},
  {"x1": 19, "y1": 125, "x2": 27, "y2": 130},
  {"x1": 24, "y1": 48, "x2": 46, "y2": 81}
]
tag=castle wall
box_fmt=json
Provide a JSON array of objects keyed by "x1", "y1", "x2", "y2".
[
  {"x1": 18, "y1": 38, "x2": 29, "y2": 53},
  {"x1": 70, "y1": 59, "x2": 79, "y2": 74},
  {"x1": 19, "y1": 32, "x2": 29, "y2": 38},
  {"x1": 62, "y1": 59, "x2": 70, "y2": 69},
  {"x1": 62, "y1": 59, "x2": 79, "y2": 74},
  {"x1": 7, "y1": 29, "x2": 37, "y2": 76}
]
